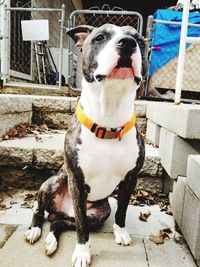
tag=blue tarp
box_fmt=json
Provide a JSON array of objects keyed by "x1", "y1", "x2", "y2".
[{"x1": 149, "y1": 9, "x2": 200, "y2": 76}]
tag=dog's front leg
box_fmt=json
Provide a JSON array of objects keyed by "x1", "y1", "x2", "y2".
[
  {"x1": 113, "y1": 171, "x2": 138, "y2": 246},
  {"x1": 68, "y1": 168, "x2": 91, "y2": 267}
]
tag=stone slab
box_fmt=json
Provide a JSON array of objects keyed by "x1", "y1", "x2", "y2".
[
  {"x1": 147, "y1": 101, "x2": 200, "y2": 139},
  {"x1": 170, "y1": 176, "x2": 186, "y2": 228},
  {"x1": 0, "y1": 132, "x2": 65, "y2": 169},
  {"x1": 0, "y1": 226, "x2": 148, "y2": 267},
  {"x1": 32, "y1": 95, "x2": 77, "y2": 113},
  {"x1": 0, "y1": 224, "x2": 18, "y2": 249},
  {"x1": 0, "y1": 111, "x2": 32, "y2": 136},
  {"x1": 159, "y1": 127, "x2": 200, "y2": 178},
  {"x1": 144, "y1": 237, "x2": 196, "y2": 267},
  {"x1": 0, "y1": 94, "x2": 32, "y2": 114},
  {"x1": 182, "y1": 185, "x2": 200, "y2": 260},
  {"x1": 146, "y1": 119, "x2": 161, "y2": 146},
  {"x1": 186, "y1": 155, "x2": 200, "y2": 199}
]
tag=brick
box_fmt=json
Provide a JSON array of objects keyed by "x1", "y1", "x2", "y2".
[
  {"x1": 186, "y1": 155, "x2": 200, "y2": 199},
  {"x1": 182, "y1": 185, "x2": 200, "y2": 260}
]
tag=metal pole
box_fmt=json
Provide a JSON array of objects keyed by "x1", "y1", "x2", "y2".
[
  {"x1": 175, "y1": 0, "x2": 190, "y2": 105},
  {"x1": 58, "y1": 4, "x2": 65, "y2": 89},
  {"x1": 0, "y1": 4, "x2": 7, "y2": 85}
]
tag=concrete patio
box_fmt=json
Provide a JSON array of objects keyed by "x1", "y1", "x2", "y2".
[{"x1": 0, "y1": 190, "x2": 197, "y2": 267}]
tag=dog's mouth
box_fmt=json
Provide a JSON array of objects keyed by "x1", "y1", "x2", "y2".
[{"x1": 94, "y1": 53, "x2": 142, "y2": 85}]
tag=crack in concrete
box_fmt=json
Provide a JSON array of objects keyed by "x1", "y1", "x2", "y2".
[{"x1": 143, "y1": 238, "x2": 150, "y2": 267}]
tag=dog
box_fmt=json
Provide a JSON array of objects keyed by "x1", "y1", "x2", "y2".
[{"x1": 24, "y1": 24, "x2": 147, "y2": 267}]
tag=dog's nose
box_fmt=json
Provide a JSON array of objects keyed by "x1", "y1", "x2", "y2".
[{"x1": 117, "y1": 37, "x2": 137, "y2": 50}]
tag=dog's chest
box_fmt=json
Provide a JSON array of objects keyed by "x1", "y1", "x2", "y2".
[{"x1": 77, "y1": 127, "x2": 139, "y2": 201}]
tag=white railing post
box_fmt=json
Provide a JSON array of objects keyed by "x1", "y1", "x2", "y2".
[
  {"x1": 175, "y1": 0, "x2": 190, "y2": 104},
  {"x1": 0, "y1": 4, "x2": 8, "y2": 85},
  {"x1": 58, "y1": 4, "x2": 65, "y2": 89}
]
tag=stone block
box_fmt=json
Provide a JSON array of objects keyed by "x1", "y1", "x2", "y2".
[
  {"x1": 146, "y1": 119, "x2": 160, "y2": 146},
  {"x1": 32, "y1": 95, "x2": 77, "y2": 113},
  {"x1": 147, "y1": 101, "x2": 200, "y2": 139},
  {"x1": 186, "y1": 155, "x2": 200, "y2": 199},
  {"x1": 136, "y1": 177, "x2": 162, "y2": 194},
  {"x1": 0, "y1": 137, "x2": 34, "y2": 167},
  {"x1": 140, "y1": 144, "x2": 163, "y2": 177},
  {"x1": 159, "y1": 127, "x2": 200, "y2": 179},
  {"x1": 134, "y1": 100, "x2": 147, "y2": 118},
  {"x1": 0, "y1": 112, "x2": 32, "y2": 136},
  {"x1": 170, "y1": 176, "x2": 186, "y2": 228},
  {"x1": 33, "y1": 112, "x2": 72, "y2": 129},
  {"x1": 163, "y1": 170, "x2": 174, "y2": 194},
  {"x1": 0, "y1": 94, "x2": 32, "y2": 114},
  {"x1": 182, "y1": 185, "x2": 200, "y2": 260}
]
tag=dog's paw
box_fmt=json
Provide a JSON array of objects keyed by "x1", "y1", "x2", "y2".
[
  {"x1": 44, "y1": 232, "x2": 58, "y2": 256},
  {"x1": 72, "y1": 242, "x2": 91, "y2": 267},
  {"x1": 113, "y1": 223, "x2": 132, "y2": 246},
  {"x1": 24, "y1": 226, "x2": 41, "y2": 244}
]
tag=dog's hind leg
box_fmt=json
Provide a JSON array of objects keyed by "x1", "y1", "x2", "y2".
[
  {"x1": 24, "y1": 188, "x2": 47, "y2": 244},
  {"x1": 44, "y1": 217, "x2": 76, "y2": 256}
]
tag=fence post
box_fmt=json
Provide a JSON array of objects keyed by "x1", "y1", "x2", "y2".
[
  {"x1": 0, "y1": 4, "x2": 8, "y2": 85},
  {"x1": 58, "y1": 4, "x2": 65, "y2": 89},
  {"x1": 175, "y1": 0, "x2": 190, "y2": 104}
]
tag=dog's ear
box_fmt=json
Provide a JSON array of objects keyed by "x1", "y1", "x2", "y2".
[
  {"x1": 134, "y1": 34, "x2": 148, "y2": 79},
  {"x1": 67, "y1": 25, "x2": 94, "y2": 52}
]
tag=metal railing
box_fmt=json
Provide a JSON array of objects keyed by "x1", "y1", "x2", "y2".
[{"x1": 146, "y1": 9, "x2": 200, "y2": 103}]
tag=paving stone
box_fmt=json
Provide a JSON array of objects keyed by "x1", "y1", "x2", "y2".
[
  {"x1": 182, "y1": 185, "x2": 200, "y2": 260},
  {"x1": 170, "y1": 176, "x2": 186, "y2": 228},
  {"x1": 0, "y1": 225, "x2": 148, "y2": 267},
  {"x1": 159, "y1": 127, "x2": 200, "y2": 179},
  {"x1": 144, "y1": 237, "x2": 196, "y2": 267},
  {"x1": 0, "y1": 224, "x2": 18, "y2": 249},
  {"x1": 0, "y1": 112, "x2": 32, "y2": 136},
  {"x1": 146, "y1": 119, "x2": 161, "y2": 146},
  {"x1": 147, "y1": 101, "x2": 200, "y2": 139},
  {"x1": 186, "y1": 155, "x2": 200, "y2": 199}
]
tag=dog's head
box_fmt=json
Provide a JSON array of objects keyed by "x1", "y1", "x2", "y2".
[{"x1": 67, "y1": 24, "x2": 147, "y2": 86}]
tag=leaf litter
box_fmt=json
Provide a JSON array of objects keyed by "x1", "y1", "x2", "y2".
[{"x1": 0, "y1": 123, "x2": 54, "y2": 142}]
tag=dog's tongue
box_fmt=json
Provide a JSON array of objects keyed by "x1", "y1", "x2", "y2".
[{"x1": 107, "y1": 67, "x2": 134, "y2": 80}]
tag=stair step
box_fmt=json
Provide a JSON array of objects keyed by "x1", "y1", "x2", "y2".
[{"x1": 0, "y1": 133, "x2": 162, "y2": 190}]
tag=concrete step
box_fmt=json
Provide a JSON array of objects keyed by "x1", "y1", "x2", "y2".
[
  {"x1": 159, "y1": 127, "x2": 200, "y2": 179},
  {"x1": 146, "y1": 101, "x2": 200, "y2": 139},
  {"x1": 0, "y1": 133, "x2": 163, "y2": 191},
  {"x1": 171, "y1": 156, "x2": 200, "y2": 262},
  {"x1": 0, "y1": 94, "x2": 32, "y2": 136},
  {"x1": 0, "y1": 94, "x2": 148, "y2": 134}
]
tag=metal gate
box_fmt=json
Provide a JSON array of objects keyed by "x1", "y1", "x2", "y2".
[{"x1": 67, "y1": 7, "x2": 143, "y2": 91}]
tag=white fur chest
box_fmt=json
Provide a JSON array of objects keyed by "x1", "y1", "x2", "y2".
[{"x1": 77, "y1": 126, "x2": 139, "y2": 201}]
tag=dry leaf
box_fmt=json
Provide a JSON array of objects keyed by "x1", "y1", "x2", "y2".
[
  {"x1": 149, "y1": 229, "x2": 170, "y2": 245},
  {"x1": 139, "y1": 211, "x2": 151, "y2": 222}
]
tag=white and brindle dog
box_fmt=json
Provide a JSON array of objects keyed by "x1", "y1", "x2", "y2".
[{"x1": 25, "y1": 24, "x2": 147, "y2": 267}]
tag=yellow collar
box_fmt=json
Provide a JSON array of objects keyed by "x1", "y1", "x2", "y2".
[{"x1": 76, "y1": 102, "x2": 136, "y2": 141}]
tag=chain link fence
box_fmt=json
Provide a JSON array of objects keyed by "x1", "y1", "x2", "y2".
[
  {"x1": 146, "y1": 13, "x2": 200, "y2": 102},
  {"x1": 67, "y1": 6, "x2": 143, "y2": 90},
  {"x1": 1, "y1": 3, "x2": 66, "y2": 88}
]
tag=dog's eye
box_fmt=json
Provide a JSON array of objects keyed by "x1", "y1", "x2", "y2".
[{"x1": 94, "y1": 34, "x2": 105, "y2": 42}]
